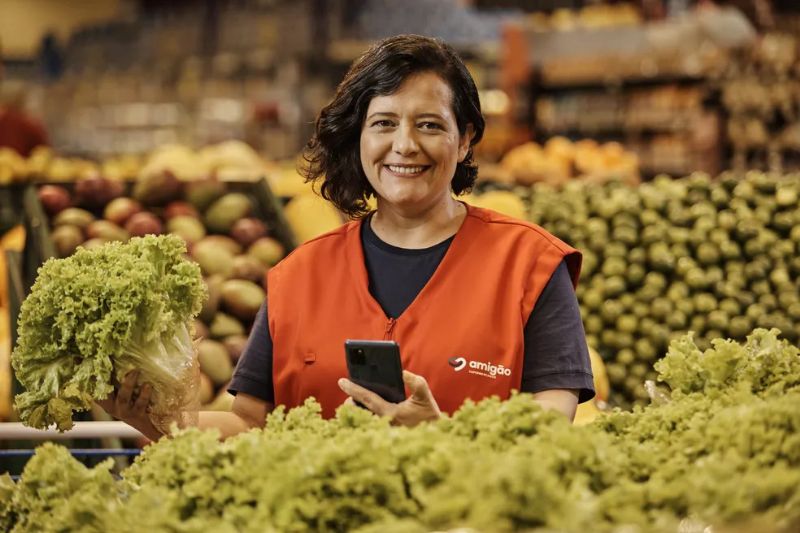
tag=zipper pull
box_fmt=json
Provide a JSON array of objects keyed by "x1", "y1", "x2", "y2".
[{"x1": 384, "y1": 318, "x2": 396, "y2": 339}]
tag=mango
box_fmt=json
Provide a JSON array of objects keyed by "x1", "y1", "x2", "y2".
[
  {"x1": 205, "y1": 389, "x2": 235, "y2": 411},
  {"x1": 199, "y1": 275, "x2": 224, "y2": 323},
  {"x1": 198, "y1": 372, "x2": 215, "y2": 405},
  {"x1": 193, "y1": 243, "x2": 234, "y2": 278},
  {"x1": 204, "y1": 193, "x2": 252, "y2": 233},
  {"x1": 209, "y1": 311, "x2": 245, "y2": 338},
  {"x1": 167, "y1": 216, "x2": 206, "y2": 245},
  {"x1": 221, "y1": 279, "x2": 266, "y2": 321},
  {"x1": 247, "y1": 237, "x2": 284, "y2": 267},
  {"x1": 196, "y1": 235, "x2": 242, "y2": 255},
  {"x1": 185, "y1": 178, "x2": 226, "y2": 212},
  {"x1": 197, "y1": 339, "x2": 233, "y2": 386},
  {"x1": 53, "y1": 208, "x2": 95, "y2": 229}
]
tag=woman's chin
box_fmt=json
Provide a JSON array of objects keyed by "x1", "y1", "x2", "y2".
[{"x1": 377, "y1": 189, "x2": 429, "y2": 210}]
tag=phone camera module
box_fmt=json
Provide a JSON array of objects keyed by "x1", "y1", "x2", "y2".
[{"x1": 352, "y1": 348, "x2": 366, "y2": 365}]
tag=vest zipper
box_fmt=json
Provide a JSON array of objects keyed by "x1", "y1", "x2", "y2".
[{"x1": 384, "y1": 318, "x2": 396, "y2": 340}]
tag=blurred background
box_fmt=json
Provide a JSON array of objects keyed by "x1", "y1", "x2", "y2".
[
  {"x1": 1, "y1": 0, "x2": 800, "y2": 465},
  {"x1": 2, "y1": 0, "x2": 798, "y2": 178}
]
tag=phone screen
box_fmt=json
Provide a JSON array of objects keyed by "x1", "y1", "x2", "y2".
[{"x1": 345, "y1": 340, "x2": 405, "y2": 404}]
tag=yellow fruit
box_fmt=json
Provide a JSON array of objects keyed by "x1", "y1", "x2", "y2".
[
  {"x1": 544, "y1": 136, "x2": 575, "y2": 159},
  {"x1": 573, "y1": 398, "x2": 601, "y2": 426},
  {"x1": 283, "y1": 193, "x2": 344, "y2": 243},
  {"x1": 0, "y1": 225, "x2": 26, "y2": 252},
  {"x1": 269, "y1": 166, "x2": 314, "y2": 197},
  {"x1": 464, "y1": 190, "x2": 527, "y2": 220},
  {"x1": 588, "y1": 345, "x2": 609, "y2": 402}
]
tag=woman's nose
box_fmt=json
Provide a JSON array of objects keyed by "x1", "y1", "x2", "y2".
[{"x1": 392, "y1": 124, "x2": 419, "y2": 155}]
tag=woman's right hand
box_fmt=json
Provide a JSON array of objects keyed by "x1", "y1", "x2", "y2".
[{"x1": 96, "y1": 370, "x2": 163, "y2": 441}]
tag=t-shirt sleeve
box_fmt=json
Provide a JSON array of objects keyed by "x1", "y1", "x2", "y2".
[
  {"x1": 521, "y1": 260, "x2": 595, "y2": 403},
  {"x1": 227, "y1": 301, "x2": 275, "y2": 403}
]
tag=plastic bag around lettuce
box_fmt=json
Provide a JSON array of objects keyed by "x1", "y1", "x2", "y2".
[
  {"x1": 112, "y1": 321, "x2": 202, "y2": 434},
  {"x1": 11, "y1": 235, "x2": 207, "y2": 432}
]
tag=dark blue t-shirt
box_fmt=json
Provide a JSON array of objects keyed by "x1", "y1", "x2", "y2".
[{"x1": 229, "y1": 218, "x2": 595, "y2": 404}]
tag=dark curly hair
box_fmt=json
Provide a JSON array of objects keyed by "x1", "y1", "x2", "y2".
[{"x1": 301, "y1": 34, "x2": 485, "y2": 218}]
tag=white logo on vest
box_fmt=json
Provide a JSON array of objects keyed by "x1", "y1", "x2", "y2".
[
  {"x1": 448, "y1": 356, "x2": 467, "y2": 371},
  {"x1": 448, "y1": 356, "x2": 511, "y2": 379}
]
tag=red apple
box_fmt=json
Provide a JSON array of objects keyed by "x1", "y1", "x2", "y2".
[
  {"x1": 75, "y1": 177, "x2": 124, "y2": 209},
  {"x1": 38, "y1": 185, "x2": 72, "y2": 216},
  {"x1": 104, "y1": 197, "x2": 142, "y2": 226},
  {"x1": 164, "y1": 201, "x2": 199, "y2": 220},
  {"x1": 125, "y1": 211, "x2": 163, "y2": 237},
  {"x1": 230, "y1": 217, "x2": 268, "y2": 248}
]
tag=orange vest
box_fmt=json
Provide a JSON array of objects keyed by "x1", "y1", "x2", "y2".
[{"x1": 268, "y1": 204, "x2": 581, "y2": 418}]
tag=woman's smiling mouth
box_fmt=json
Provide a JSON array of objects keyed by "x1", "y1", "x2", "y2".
[{"x1": 384, "y1": 164, "x2": 431, "y2": 177}]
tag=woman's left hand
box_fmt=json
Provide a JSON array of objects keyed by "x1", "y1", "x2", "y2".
[{"x1": 338, "y1": 370, "x2": 442, "y2": 427}]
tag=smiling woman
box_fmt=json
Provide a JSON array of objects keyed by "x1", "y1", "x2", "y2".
[
  {"x1": 101, "y1": 35, "x2": 595, "y2": 441},
  {"x1": 357, "y1": 73, "x2": 474, "y2": 247},
  {"x1": 302, "y1": 34, "x2": 484, "y2": 220},
  {"x1": 256, "y1": 34, "x2": 594, "y2": 424}
]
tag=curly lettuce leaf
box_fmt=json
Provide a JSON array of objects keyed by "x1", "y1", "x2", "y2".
[{"x1": 12, "y1": 234, "x2": 206, "y2": 430}]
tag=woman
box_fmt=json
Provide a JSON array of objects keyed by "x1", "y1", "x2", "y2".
[{"x1": 104, "y1": 35, "x2": 594, "y2": 440}]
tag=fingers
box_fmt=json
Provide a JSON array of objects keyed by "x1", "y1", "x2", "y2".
[
  {"x1": 402, "y1": 370, "x2": 431, "y2": 402},
  {"x1": 338, "y1": 378, "x2": 391, "y2": 416},
  {"x1": 134, "y1": 383, "x2": 152, "y2": 413},
  {"x1": 96, "y1": 397, "x2": 115, "y2": 415},
  {"x1": 117, "y1": 370, "x2": 139, "y2": 407}
]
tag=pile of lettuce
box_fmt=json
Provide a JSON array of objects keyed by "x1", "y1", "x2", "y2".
[
  {"x1": 2, "y1": 329, "x2": 799, "y2": 533},
  {"x1": 11, "y1": 234, "x2": 206, "y2": 431}
]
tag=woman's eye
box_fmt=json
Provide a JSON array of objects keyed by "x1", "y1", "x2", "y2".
[
  {"x1": 372, "y1": 120, "x2": 394, "y2": 128},
  {"x1": 419, "y1": 122, "x2": 443, "y2": 130}
]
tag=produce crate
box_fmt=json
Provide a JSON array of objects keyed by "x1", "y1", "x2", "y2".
[
  {"x1": 16, "y1": 176, "x2": 296, "y2": 421},
  {"x1": 22, "y1": 176, "x2": 296, "y2": 285},
  {"x1": 21, "y1": 186, "x2": 56, "y2": 291}
]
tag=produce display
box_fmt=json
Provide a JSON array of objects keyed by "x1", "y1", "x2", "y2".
[
  {"x1": 1, "y1": 329, "x2": 798, "y2": 532},
  {"x1": 533, "y1": 85, "x2": 714, "y2": 177},
  {"x1": 527, "y1": 171, "x2": 800, "y2": 407},
  {"x1": 0, "y1": 140, "x2": 274, "y2": 184},
  {"x1": 720, "y1": 33, "x2": 800, "y2": 171},
  {"x1": 0, "y1": 225, "x2": 26, "y2": 422},
  {"x1": 525, "y1": 3, "x2": 641, "y2": 32},
  {"x1": 499, "y1": 137, "x2": 640, "y2": 187},
  {"x1": 34, "y1": 174, "x2": 288, "y2": 412},
  {"x1": 11, "y1": 235, "x2": 205, "y2": 432}
]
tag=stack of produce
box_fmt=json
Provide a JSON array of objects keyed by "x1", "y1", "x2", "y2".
[
  {"x1": 0, "y1": 140, "x2": 273, "y2": 184},
  {"x1": 2, "y1": 329, "x2": 799, "y2": 532},
  {"x1": 499, "y1": 137, "x2": 639, "y2": 187},
  {"x1": 721, "y1": 33, "x2": 800, "y2": 170},
  {"x1": 0, "y1": 147, "x2": 102, "y2": 185},
  {"x1": 526, "y1": 3, "x2": 642, "y2": 32},
  {"x1": 528, "y1": 171, "x2": 800, "y2": 407},
  {"x1": 36, "y1": 173, "x2": 286, "y2": 411}
]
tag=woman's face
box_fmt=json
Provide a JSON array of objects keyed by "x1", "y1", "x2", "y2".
[{"x1": 360, "y1": 71, "x2": 471, "y2": 215}]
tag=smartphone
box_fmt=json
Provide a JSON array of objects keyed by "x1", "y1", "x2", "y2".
[{"x1": 344, "y1": 340, "x2": 406, "y2": 404}]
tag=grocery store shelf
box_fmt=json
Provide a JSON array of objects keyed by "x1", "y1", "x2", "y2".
[
  {"x1": 0, "y1": 421, "x2": 143, "y2": 440},
  {"x1": 0, "y1": 448, "x2": 141, "y2": 458},
  {"x1": 535, "y1": 73, "x2": 706, "y2": 93},
  {"x1": 535, "y1": 121, "x2": 690, "y2": 138}
]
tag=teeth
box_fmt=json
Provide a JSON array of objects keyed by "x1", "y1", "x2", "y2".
[{"x1": 388, "y1": 165, "x2": 425, "y2": 174}]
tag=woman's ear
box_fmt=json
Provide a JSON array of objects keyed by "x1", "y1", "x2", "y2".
[{"x1": 458, "y1": 124, "x2": 475, "y2": 162}]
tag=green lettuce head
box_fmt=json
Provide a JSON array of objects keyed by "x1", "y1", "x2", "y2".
[{"x1": 12, "y1": 234, "x2": 206, "y2": 431}]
